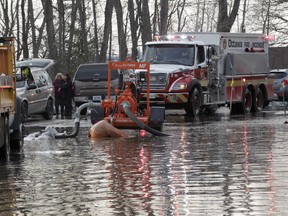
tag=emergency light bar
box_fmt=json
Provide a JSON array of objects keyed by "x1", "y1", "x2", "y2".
[
  {"x1": 154, "y1": 34, "x2": 195, "y2": 41},
  {"x1": 263, "y1": 35, "x2": 275, "y2": 41}
]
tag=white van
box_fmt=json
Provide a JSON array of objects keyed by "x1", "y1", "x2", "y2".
[{"x1": 16, "y1": 60, "x2": 55, "y2": 122}]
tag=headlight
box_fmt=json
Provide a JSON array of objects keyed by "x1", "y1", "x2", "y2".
[{"x1": 171, "y1": 83, "x2": 187, "y2": 90}]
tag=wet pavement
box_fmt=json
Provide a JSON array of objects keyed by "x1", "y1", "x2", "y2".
[{"x1": 1, "y1": 104, "x2": 288, "y2": 215}]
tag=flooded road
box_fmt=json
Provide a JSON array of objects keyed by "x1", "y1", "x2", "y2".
[{"x1": 1, "y1": 107, "x2": 288, "y2": 215}]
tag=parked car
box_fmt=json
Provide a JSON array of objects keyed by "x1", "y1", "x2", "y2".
[
  {"x1": 73, "y1": 63, "x2": 120, "y2": 115},
  {"x1": 16, "y1": 63, "x2": 54, "y2": 122},
  {"x1": 271, "y1": 69, "x2": 288, "y2": 101}
]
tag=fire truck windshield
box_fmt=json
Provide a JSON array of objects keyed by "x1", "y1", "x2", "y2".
[{"x1": 143, "y1": 44, "x2": 195, "y2": 66}]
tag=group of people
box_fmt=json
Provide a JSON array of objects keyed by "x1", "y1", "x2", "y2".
[{"x1": 52, "y1": 73, "x2": 74, "y2": 119}]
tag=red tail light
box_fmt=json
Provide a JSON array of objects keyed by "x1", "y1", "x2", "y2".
[{"x1": 282, "y1": 79, "x2": 288, "y2": 86}]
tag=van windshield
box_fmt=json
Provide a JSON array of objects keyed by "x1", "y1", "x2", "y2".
[{"x1": 74, "y1": 64, "x2": 118, "y2": 81}]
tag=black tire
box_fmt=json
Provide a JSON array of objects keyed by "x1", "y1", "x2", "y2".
[
  {"x1": 243, "y1": 88, "x2": 253, "y2": 113},
  {"x1": 185, "y1": 87, "x2": 201, "y2": 116},
  {"x1": 43, "y1": 99, "x2": 54, "y2": 120},
  {"x1": 253, "y1": 88, "x2": 264, "y2": 112},
  {"x1": 230, "y1": 103, "x2": 243, "y2": 115},
  {"x1": 0, "y1": 116, "x2": 10, "y2": 160},
  {"x1": 230, "y1": 88, "x2": 253, "y2": 115},
  {"x1": 21, "y1": 102, "x2": 28, "y2": 123},
  {"x1": 10, "y1": 123, "x2": 24, "y2": 152}
]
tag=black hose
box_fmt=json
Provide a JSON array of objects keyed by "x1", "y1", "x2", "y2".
[
  {"x1": 120, "y1": 102, "x2": 169, "y2": 136},
  {"x1": 55, "y1": 101, "x2": 100, "y2": 139},
  {"x1": 54, "y1": 100, "x2": 169, "y2": 138}
]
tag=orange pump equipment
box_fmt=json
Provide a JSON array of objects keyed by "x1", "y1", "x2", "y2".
[{"x1": 90, "y1": 60, "x2": 168, "y2": 136}]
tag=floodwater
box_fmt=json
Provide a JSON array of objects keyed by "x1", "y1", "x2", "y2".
[{"x1": 1, "y1": 106, "x2": 288, "y2": 215}]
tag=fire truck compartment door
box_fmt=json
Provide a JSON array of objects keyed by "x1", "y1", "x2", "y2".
[{"x1": 225, "y1": 53, "x2": 269, "y2": 75}]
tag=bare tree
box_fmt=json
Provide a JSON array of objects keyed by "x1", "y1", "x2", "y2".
[
  {"x1": 21, "y1": 0, "x2": 29, "y2": 58},
  {"x1": 195, "y1": 0, "x2": 201, "y2": 31},
  {"x1": 27, "y1": 0, "x2": 37, "y2": 57},
  {"x1": 99, "y1": 0, "x2": 113, "y2": 62},
  {"x1": 57, "y1": 0, "x2": 65, "y2": 64},
  {"x1": 77, "y1": 0, "x2": 89, "y2": 64},
  {"x1": 176, "y1": 0, "x2": 186, "y2": 32},
  {"x1": 241, "y1": 0, "x2": 247, "y2": 32},
  {"x1": 137, "y1": 0, "x2": 152, "y2": 52},
  {"x1": 0, "y1": 0, "x2": 15, "y2": 36},
  {"x1": 41, "y1": 0, "x2": 58, "y2": 60},
  {"x1": 67, "y1": 0, "x2": 78, "y2": 72},
  {"x1": 92, "y1": 0, "x2": 100, "y2": 61},
  {"x1": 217, "y1": 0, "x2": 240, "y2": 32},
  {"x1": 128, "y1": 0, "x2": 139, "y2": 60},
  {"x1": 152, "y1": 0, "x2": 158, "y2": 36},
  {"x1": 113, "y1": 0, "x2": 128, "y2": 61},
  {"x1": 159, "y1": 0, "x2": 168, "y2": 35}
]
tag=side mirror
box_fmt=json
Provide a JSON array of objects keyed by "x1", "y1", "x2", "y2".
[{"x1": 207, "y1": 46, "x2": 213, "y2": 59}]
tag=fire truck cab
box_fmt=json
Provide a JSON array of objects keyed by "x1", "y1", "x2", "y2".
[{"x1": 137, "y1": 32, "x2": 275, "y2": 116}]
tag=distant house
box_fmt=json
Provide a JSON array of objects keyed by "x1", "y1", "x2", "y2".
[{"x1": 269, "y1": 47, "x2": 288, "y2": 69}]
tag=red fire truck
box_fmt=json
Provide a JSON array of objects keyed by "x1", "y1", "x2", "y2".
[{"x1": 137, "y1": 32, "x2": 275, "y2": 116}]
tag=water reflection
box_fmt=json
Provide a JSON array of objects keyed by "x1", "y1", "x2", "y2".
[{"x1": 0, "y1": 112, "x2": 287, "y2": 215}]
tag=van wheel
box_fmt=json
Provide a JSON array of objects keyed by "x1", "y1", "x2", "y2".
[
  {"x1": 21, "y1": 102, "x2": 29, "y2": 123},
  {"x1": 44, "y1": 99, "x2": 54, "y2": 120}
]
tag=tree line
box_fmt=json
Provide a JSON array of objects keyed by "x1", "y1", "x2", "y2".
[{"x1": 0, "y1": 0, "x2": 287, "y2": 76}]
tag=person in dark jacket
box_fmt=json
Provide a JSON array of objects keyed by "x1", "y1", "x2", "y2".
[
  {"x1": 61, "y1": 73, "x2": 74, "y2": 119},
  {"x1": 52, "y1": 73, "x2": 64, "y2": 119}
]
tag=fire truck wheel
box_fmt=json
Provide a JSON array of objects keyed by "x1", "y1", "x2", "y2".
[
  {"x1": 243, "y1": 88, "x2": 253, "y2": 113},
  {"x1": 253, "y1": 88, "x2": 264, "y2": 112},
  {"x1": 230, "y1": 88, "x2": 252, "y2": 115},
  {"x1": 185, "y1": 87, "x2": 201, "y2": 116}
]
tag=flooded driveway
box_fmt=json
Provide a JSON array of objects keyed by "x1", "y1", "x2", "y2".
[{"x1": 1, "y1": 106, "x2": 288, "y2": 215}]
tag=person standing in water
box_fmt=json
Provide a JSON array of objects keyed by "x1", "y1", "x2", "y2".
[
  {"x1": 61, "y1": 73, "x2": 74, "y2": 119},
  {"x1": 52, "y1": 73, "x2": 64, "y2": 119}
]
